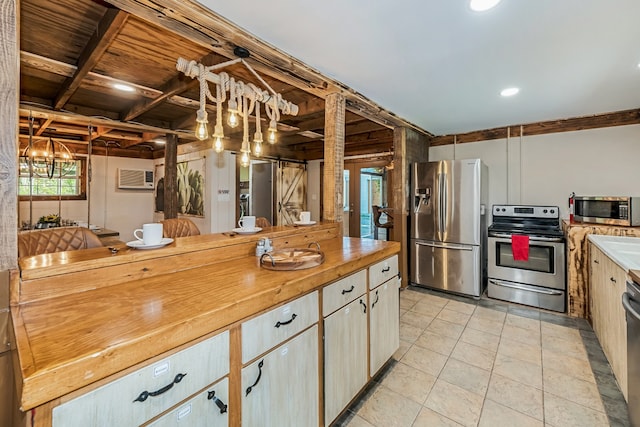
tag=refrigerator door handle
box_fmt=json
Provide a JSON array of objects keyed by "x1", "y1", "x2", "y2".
[
  {"x1": 438, "y1": 172, "x2": 446, "y2": 234},
  {"x1": 415, "y1": 241, "x2": 474, "y2": 251}
]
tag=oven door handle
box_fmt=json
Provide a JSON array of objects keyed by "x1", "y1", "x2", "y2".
[
  {"x1": 416, "y1": 241, "x2": 474, "y2": 251},
  {"x1": 489, "y1": 232, "x2": 563, "y2": 242},
  {"x1": 489, "y1": 279, "x2": 564, "y2": 295}
]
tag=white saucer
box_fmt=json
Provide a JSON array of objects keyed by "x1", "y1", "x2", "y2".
[
  {"x1": 232, "y1": 227, "x2": 262, "y2": 235},
  {"x1": 126, "y1": 238, "x2": 174, "y2": 249},
  {"x1": 294, "y1": 220, "x2": 316, "y2": 226}
]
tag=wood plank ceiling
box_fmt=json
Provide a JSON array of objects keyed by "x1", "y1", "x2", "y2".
[{"x1": 18, "y1": 0, "x2": 407, "y2": 161}]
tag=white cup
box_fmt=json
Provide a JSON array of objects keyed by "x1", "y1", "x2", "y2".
[
  {"x1": 299, "y1": 211, "x2": 311, "y2": 223},
  {"x1": 238, "y1": 215, "x2": 256, "y2": 230},
  {"x1": 134, "y1": 223, "x2": 163, "y2": 246}
]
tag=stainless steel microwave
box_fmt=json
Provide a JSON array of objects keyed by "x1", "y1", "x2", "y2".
[{"x1": 574, "y1": 196, "x2": 640, "y2": 226}]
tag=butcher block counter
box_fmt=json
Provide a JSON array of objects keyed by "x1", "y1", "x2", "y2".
[{"x1": 10, "y1": 221, "x2": 400, "y2": 426}]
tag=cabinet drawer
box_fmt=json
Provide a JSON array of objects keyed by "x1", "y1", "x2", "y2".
[
  {"x1": 147, "y1": 377, "x2": 229, "y2": 427},
  {"x1": 369, "y1": 255, "x2": 399, "y2": 290},
  {"x1": 52, "y1": 331, "x2": 229, "y2": 427},
  {"x1": 323, "y1": 270, "x2": 367, "y2": 316},
  {"x1": 242, "y1": 291, "x2": 318, "y2": 363}
]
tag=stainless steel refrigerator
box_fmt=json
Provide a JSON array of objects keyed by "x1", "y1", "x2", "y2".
[{"x1": 410, "y1": 159, "x2": 488, "y2": 297}]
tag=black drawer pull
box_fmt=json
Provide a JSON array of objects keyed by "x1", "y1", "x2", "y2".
[
  {"x1": 594, "y1": 259, "x2": 599, "y2": 264},
  {"x1": 133, "y1": 373, "x2": 187, "y2": 403},
  {"x1": 360, "y1": 298, "x2": 367, "y2": 313},
  {"x1": 207, "y1": 390, "x2": 228, "y2": 414},
  {"x1": 342, "y1": 285, "x2": 355, "y2": 295},
  {"x1": 611, "y1": 277, "x2": 617, "y2": 283},
  {"x1": 246, "y1": 360, "x2": 264, "y2": 396},
  {"x1": 371, "y1": 289, "x2": 380, "y2": 309},
  {"x1": 382, "y1": 266, "x2": 391, "y2": 273},
  {"x1": 275, "y1": 313, "x2": 297, "y2": 328}
]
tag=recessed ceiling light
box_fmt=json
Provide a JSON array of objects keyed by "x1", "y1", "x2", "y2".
[
  {"x1": 113, "y1": 83, "x2": 135, "y2": 92},
  {"x1": 500, "y1": 87, "x2": 520, "y2": 97},
  {"x1": 470, "y1": 0, "x2": 501, "y2": 12}
]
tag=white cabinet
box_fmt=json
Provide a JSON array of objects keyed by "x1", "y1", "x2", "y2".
[
  {"x1": 147, "y1": 377, "x2": 229, "y2": 427},
  {"x1": 52, "y1": 331, "x2": 229, "y2": 427},
  {"x1": 323, "y1": 271, "x2": 368, "y2": 426},
  {"x1": 241, "y1": 325, "x2": 319, "y2": 427},
  {"x1": 590, "y1": 244, "x2": 628, "y2": 400},
  {"x1": 369, "y1": 256, "x2": 400, "y2": 377}
]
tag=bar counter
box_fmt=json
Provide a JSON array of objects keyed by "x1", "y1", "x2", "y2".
[{"x1": 11, "y1": 222, "x2": 400, "y2": 412}]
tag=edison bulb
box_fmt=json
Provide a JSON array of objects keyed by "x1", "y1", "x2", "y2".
[
  {"x1": 195, "y1": 120, "x2": 208, "y2": 140},
  {"x1": 240, "y1": 151, "x2": 250, "y2": 167},
  {"x1": 253, "y1": 140, "x2": 262, "y2": 157},
  {"x1": 214, "y1": 136, "x2": 224, "y2": 153},
  {"x1": 267, "y1": 129, "x2": 277, "y2": 144},
  {"x1": 228, "y1": 111, "x2": 239, "y2": 128}
]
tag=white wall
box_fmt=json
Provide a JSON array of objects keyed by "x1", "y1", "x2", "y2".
[{"x1": 429, "y1": 124, "x2": 640, "y2": 219}]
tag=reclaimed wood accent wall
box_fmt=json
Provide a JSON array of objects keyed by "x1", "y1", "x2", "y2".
[
  {"x1": 565, "y1": 222, "x2": 640, "y2": 319},
  {"x1": 393, "y1": 127, "x2": 429, "y2": 287},
  {"x1": 0, "y1": 0, "x2": 18, "y2": 270},
  {"x1": 323, "y1": 93, "x2": 345, "y2": 224},
  {"x1": 430, "y1": 109, "x2": 640, "y2": 146}
]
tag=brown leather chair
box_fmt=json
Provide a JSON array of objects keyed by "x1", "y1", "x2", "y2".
[
  {"x1": 160, "y1": 218, "x2": 200, "y2": 238},
  {"x1": 18, "y1": 226, "x2": 103, "y2": 258},
  {"x1": 255, "y1": 217, "x2": 271, "y2": 228},
  {"x1": 372, "y1": 205, "x2": 394, "y2": 240}
]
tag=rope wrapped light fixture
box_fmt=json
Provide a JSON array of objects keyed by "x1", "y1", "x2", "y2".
[{"x1": 176, "y1": 47, "x2": 298, "y2": 166}]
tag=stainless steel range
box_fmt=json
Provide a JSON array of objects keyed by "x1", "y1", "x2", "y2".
[{"x1": 487, "y1": 205, "x2": 566, "y2": 312}]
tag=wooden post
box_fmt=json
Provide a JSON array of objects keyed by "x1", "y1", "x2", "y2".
[
  {"x1": 0, "y1": 0, "x2": 18, "y2": 271},
  {"x1": 164, "y1": 133, "x2": 178, "y2": 219},
  {"x1": 322, "y1": 93, "x2": 345, "y2": 226},
  {"x1": 392, "y1": 127, "x2": 429, "y2": 288}
]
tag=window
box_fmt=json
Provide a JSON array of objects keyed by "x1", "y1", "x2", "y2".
[{"x1": 18, "y1": 158, "x2": 86, "y2": 200}]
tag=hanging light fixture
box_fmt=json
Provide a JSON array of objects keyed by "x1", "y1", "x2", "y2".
[
  {"x1": 176, "y1": 47, "x2": 298, "y2": 161},
  {"x1": 21, "y1": 114, "x2": 75, "y2": 180}
]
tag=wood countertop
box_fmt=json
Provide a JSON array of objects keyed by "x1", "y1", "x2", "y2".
[
  {"x1": 629, "y1": 270, "x2": 640, "y2": 284},
  {"x1": 11, "y1": 225, "x2": 400, "y2": 411}
]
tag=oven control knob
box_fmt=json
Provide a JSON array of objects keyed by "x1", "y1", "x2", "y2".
[
  {"x1": 543, "y1": 209, "x2": 548, "y2": 213},
  {"x1": 550, "y1": 209, "x2": 555, "y2": 214},
  {"x1": 501, "y1": 208, "x2": 506, "y2": 212}
]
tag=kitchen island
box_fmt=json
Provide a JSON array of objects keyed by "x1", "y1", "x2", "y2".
[{"x1": 10, "y1": 222, "x2": 400, "y2": 426}]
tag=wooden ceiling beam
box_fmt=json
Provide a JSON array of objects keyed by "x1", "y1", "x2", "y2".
[
  {"x1": 34, "y1": 118, "x2": 53, "y2": 136},
  {"x1": 429, "y1": 108, "x2": 640, "y2": 146},
  {"x1": 53, "y1": 8, "x2": 129, "y2": 109}
]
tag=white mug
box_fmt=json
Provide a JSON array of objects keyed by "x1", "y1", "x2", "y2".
[
  {"x1": 299, "y1": 211, "x2": 311, "y2": 223},
  {"x1": 238, "y1": 215, "x2": 256, "y2": 230},
  {"x1": 134, "y1": 223, "x2": 163, "y2": 245}
]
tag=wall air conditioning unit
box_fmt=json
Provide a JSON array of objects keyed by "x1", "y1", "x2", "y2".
[{"x1": 118, "y1": 169, "x2": 155, "y2": 190}]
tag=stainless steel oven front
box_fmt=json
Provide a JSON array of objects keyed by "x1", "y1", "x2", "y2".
[{"x1": 487, "y1": 233, "x2": 566, "y2": 312}]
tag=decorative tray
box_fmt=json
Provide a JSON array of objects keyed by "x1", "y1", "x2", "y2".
[{"x1": 260, "y1": 242, "x2": 324, "y2": 271}]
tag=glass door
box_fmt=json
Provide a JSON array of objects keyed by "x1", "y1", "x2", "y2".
[{"x1": 344, "y1": 161, "x2": 389, "y2": 239}]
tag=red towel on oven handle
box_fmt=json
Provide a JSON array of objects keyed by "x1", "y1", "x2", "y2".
[{"x1": 511, "y1": 234, "x2": 530, "y2": 261}]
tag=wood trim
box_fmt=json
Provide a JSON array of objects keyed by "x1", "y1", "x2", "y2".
[{"x1": 430, "y1": 108, "x2": 640, "y2": 146}]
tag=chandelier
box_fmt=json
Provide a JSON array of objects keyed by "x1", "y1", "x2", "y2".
[
  {"x1": 176, "y1": 47, "x2": 299, "y2": 166},
  {"x1": 21, "y1": 114, "x2": 75, "y2": 179}
]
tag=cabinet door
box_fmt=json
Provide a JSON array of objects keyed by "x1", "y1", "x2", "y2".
[
  {"x1": 602, "y1": 255, "x2": 628, "y2": 400},
  {"x1": 324, "y1": 297, "x2": 368, "y2": 426},
  {"x1": 147, "y1": 377, "x2": 229, "y2": 427},
  {"x1": 369, "y1": 278, "x2": 400, "y2": 377},
  {"x1": 242, "y1": 325, "x2": 319, "y2": 427},
  {"x1": 589, "y1": 245, "x2": 605, "y2": 339}
]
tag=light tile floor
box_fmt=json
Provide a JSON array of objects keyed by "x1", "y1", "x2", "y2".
[{"x1": 332, "y1": 286, "x2": 630, "y2": 427}]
